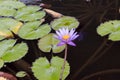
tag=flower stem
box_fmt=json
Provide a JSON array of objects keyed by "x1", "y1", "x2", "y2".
[{"x1": 60, "y1": 45, "x2": 68, "y2": 80}]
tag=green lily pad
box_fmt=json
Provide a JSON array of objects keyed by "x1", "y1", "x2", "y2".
[
  {"x1": 0, "y1": 59, "x2": 4, "y2": 69},
  {"x1": 15, "y1": 11, "x2": 45, "y2": 21},
  {"x1": 32, "y1": 56, "x2": 70, "y2": 80},
  {"x1": 97, "y1": 20, "x2": 120, "y2": 36},
  {"x1": 0, "y1": 6, "x2": 16, "y2": 16},
  {"x1": 16, "y1": 71, "x2": 27, "y2": 77},
  {"x1": 0, "y1": 39, "x2": 16, "y2": 57},
  {"x1": 109, "y1": 31, "x2": 120, "y2": 41},
  {"x1": 0, "y1": 0, "x2": 25, "y2": 9},
  {"x1": 0, "y1": 18, "x2": 23, "y2": 38},
  {"x1": 1, "y1": 42, "x2": 28, "y2": 62},
  {"x1": 0, "y1": 36, "x2": 5, "y2": 41},
  {"x1": 15, "y1": 6, "x2": 41, "y2": 18},
  {"x1": 18, "y1": 21, "x2": 51, "y2": 40},
  {"x1": 38, "y1": 33, "x2": 65, "y2": 53},
  {"x1": 51, "y1": 16, "x2": 80, "y2": 30}
]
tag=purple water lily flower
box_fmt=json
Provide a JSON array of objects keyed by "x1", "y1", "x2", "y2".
[{"x1": 55, "y1": 28, "x2": 79, "y2": 46}]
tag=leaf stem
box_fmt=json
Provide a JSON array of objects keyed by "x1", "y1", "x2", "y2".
[{"x1": 60, "y1": 45, "x2": 68, "y2": 80}]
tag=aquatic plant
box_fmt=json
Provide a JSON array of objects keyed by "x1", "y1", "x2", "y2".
[
  {"x1": 0, "y1": 0, "x2": 80, "y2": 80},
  {"x1": 0, "y1": 0, "x2": 120, "y2": 80}
]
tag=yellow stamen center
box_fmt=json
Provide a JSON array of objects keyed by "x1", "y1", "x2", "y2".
[{"x1": 62, "y1": 35, "x2": 70, "y2": 40}]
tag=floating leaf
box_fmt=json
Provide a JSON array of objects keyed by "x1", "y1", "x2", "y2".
[
  {"x1": 0, "y1": 18, "x2": 23, "y2": 38},
  {"x1": 0, "y1": 30, "x2": 13, "y2": 38},
  {"x1": 18, "y1": 21, "x2": 51, "y2": 40},
  {"x1": 0, "y1": 59, "x2": 4, "y2": 69},
  {"x1": 0, "y1": 36, "x2": 5, "y2": 41},
  {"x1": 51, "y1": 16, "x2": 79, "y2": 30},
  {"x1": 16, "y1": 71, "x2": 27, "y2": 77},
  {"x1": 0, "y1": 39, "x2": 16, "y2": 57},
  {"x1": 97, "y1": 20, "x2": 120, "y2": 36},
  {"x1": 2, "y1": 42, "x2": 28, "y2": 62},
  {"x1": 15, "y1": 11, "x2": 45, "y2": 22},
  {"x1": 32, "y1": 56, "x2": 70, "y2": 80},
  {"x1": 0, "y1": 6, "x2": 16, "y2": 16},
  {"x1": 15, "y1": 6, "x2": 41, "y2": 17},
  {"x1": 38, "y1": 33, "x2": 65, "y2": 53},
  {"x1": 0, "y1": 1, "x2": 25, "y2": 9},
  {"x1": 109, "y1": 31, "x2": 120, "y2": 41},
  {"x1": 97, "y1": 20, "x2": 120, "y2": 41}
]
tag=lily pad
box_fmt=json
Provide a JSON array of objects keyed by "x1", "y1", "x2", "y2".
[
  {"x1": 38, "y1": 33, "x2": 65, "y2": 53},
  {"x1": 0, "y1": 36, "x2": 5, "y2": 41},
  {"x1": 0, "y1": 0, "x2": 25, "y2": 9},
  {"x1": 0, "y1": 59, "x2": 4, "y2": 69},
  {"x1": 15, "y1": 6, "x2": 41, "y2": 17},
  {"x1": 97, "y1": 20, "x2": 120, "y2": 36},
  {"x1": 16, "y1": 71, "x2": 27, "y2": 77},
  {"x1": 97, "y1": 20, "x2": 120, "y2": 41},
  {"x1": 0, "y1": 18, "x2": 23, "y2": 38},
  {"x1": 16, "y1": 11, "x2": 45, "y2": 22},
  {"x1": 18, "y1": 21, "x2": 51, "y2": 40},
  {"x1": 109, "y1": 31, "x2": 120, "y2": 41},
  {"x1": 32, "y1": 56, "x2": 70, "y2": 80},
  {"x1": 1, "y1": 42, "x2": 28, "y2": 62},
  {"x1": 0, "y1": 6, "x2": 16, "y2": 16},
  {"x1": 51, "y1": 16, "x2": 80, "y2": 30},
  {"x1": 0, "y1": 39, "x2": 16, "y2": 57}
]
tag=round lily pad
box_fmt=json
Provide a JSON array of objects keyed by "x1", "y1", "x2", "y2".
[
  {"x1": 109, "y1": 31, "x2": 120, "y2": 41},
  {"x1": 15, "y1": 6, "x2": 41, "y2": 17},
  {"x1": 97, "y1": 20, "x2": 120, "y2": 36},
  {"x1": 51, "y1": 16, "x2": 80, "y2": 30},
  {"x1": 32, "y1": 56, "x2": 70, "y2": 80},
  {"x1": 38, "y1": 33, "x2": 65, "y2": 53},
  {"x1": 15, "y1": 5, "x2": 45, "y2": 22},
  {"x1": 1, "y1": 42, "x2": 28, "y2": 63},
  {"x1": 15, "y1": 11, "x2": 46, "y2": 22},
  {"x1": 16, "y1": 71, "x2": 27, "y2": 78},
  {"x1": 0, "y1": 39, "x2": 16, "y2": 57},
  {"x1": 18, "y1": 21, "x2": 51, "y2": 40},
  {"x1": 0, "y1": 18, "x2": 23, "y2": 38},
  {"x1": 97, "y1": 20, "x2": 120, "y2": 41},
  {"x1": 0, "y1": 59, "x2": 4, "y2": 69},
  {"x1": 0, "y1": 6, "x2": 16, "y2": 16},
  {"x1": 0, "y1": 0, "x2": 25, "y2": 9}
]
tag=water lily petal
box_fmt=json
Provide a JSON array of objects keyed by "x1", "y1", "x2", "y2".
[
  {"x1": 57, "y1": 41, "x2": 65, "y2": 46},
  {"x1": 69, "y1": 29, "x2": 75, "y2": 36},
  {"x1": 67, "y1": 41, "x2": 76, "y2": 46}
]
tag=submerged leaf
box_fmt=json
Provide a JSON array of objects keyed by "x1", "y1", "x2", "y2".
[
  {"x1": 18, "y1": 21, "x2": 51, "y2": 40},
  {"x1": 51, "y1": 16, "x2": 79, "y2": 30},
  {"x1": 38, "y1": 33, "x2": 65, "y2": 53},
  {"x1": 32, "y1": 56, "x2": 70, "y2": 80}
]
